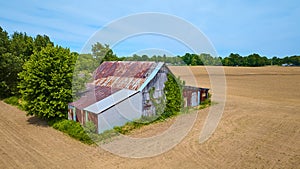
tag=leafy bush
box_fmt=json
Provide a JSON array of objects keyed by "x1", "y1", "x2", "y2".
[
  {"x1": 52, "y1": 120, "x2": 94, "y2": 145},
  {"x1": 162, "y1": 73, "x2": 184, "y2": 119},
  {"x1": 84, "y1": 121, "x2": 97, "y2": 133},
  {"x1": 18, "y1": 45, "x2": 77, "y2": 120}
]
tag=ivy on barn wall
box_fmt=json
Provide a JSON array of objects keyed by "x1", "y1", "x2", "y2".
[
  {"x1": 162, "y1": 73, "x2": 184, "y2": 118},
  {"x1": 149, "y1": 86, "x2": 165, "y2": 117}
]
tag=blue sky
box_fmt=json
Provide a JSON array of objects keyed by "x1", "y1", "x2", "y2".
[{"x1": 0, "y1": 0, "x2": 299, "y2": 57}]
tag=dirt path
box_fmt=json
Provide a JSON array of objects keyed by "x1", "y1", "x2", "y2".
[{"x1": 0, "y1": 66, "x2": 299, "y2": 168}]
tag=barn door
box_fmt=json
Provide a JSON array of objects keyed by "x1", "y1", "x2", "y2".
[{"x1": 191, "y1": 92, "x2": 197, "y2": 107}]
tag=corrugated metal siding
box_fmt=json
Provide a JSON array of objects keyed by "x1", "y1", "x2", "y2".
[
  {"x1": 68, "y1": 108, "x2": 73, "y2": 120},
  {"x1": 83, "y1": 89, "x2": 138, "y2": 114},
  {"x1": 87, "y1": 112, "x2": 98, "y2": 132},
  {"x1": 141, "y1": 65, "x2": 169, "y2": 116},
  {"x1": 138, "y1": 62, "x2": 165, "y2": 92},
  {"x1": 183, "y1": 86, "x2": 210, "y2": 106},
  {"x1": 191, "y1": 92, "x2": 197, "y2": 106},
  {"x1": 75, "y1": 109, "x2": 85, "y2": 124},
  {"x1": 183, "y1": 86, "x2": 200, "y2": 107},
  {"x1": 97, "y1": 92, "x2": 142, "y2": 133}
]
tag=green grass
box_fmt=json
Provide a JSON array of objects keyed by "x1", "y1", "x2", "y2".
[
  {"x1": 114, "y1": 121, "x2": 145, "y2": 135},
  {"x1": 87, "y1": 129, "x2": 119, "y2": 144},
  {"x1": 113, "y1": 113, "x2": 176, "y2": 135},
  {"x1": 50, "y1": 119, "x2": 94, "y2": 145},
  {"x1": 198, "y1": 98, "x2": 212, "y2": 109},
  {"x1": 3, "y1": 96, "x2": 24, "y2": 110},
  {"x1": 50, "y1": 120, "x2": 120, "y2": 145}
]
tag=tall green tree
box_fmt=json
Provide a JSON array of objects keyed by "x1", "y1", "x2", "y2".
[
  {"x1": 91, "y1": 42, "x2": 118, "y2": 63},
  {"x1": 0, "y1": 53, "x2": 22, "y2": 98},
  {"x1": 0, "y1": 28, "x2": 25, "y2": 97},
  {"x1": 271, "y1": 56, "x2": 281, "y2": 65},
  {"x1": 182, "y1": 53, "x2": 192, "y2": 65},
  {"x1": 247, "y1": 53, "x2": 261, "y2": 66},
  {"x1": 0, "y1": 27, "x2": 10, "y2": 55},
  {"x1": 34, "y1": 34, "x2": 53, "y2": 51},
  {"x1": 0, "y1": 27, "x2": 12, "y2": 98},
  {"x1": 72, "y1": 43, "x2": 118, "y2": 99},
  {"x1": 72, "y1": 53, "x2": 95, "y2": 98},
  {"x1": 289, "y1": 55, "x2": 300, "y2": 66},
  {"x1": 10, "y1": 32, "x2": 34, "y2": 62},
  {"x1": 228, "y1": 53, "x2": 242, "y2": 66},
  {"x1": 103, "y1": 48, "x2": 118, "y2": 62},
  {"x1": 19, "y1": 45, "x2": 76, "y2": 119},
  {"x1": 0, "y1": 29, "x2": 53, "y2": 98}
]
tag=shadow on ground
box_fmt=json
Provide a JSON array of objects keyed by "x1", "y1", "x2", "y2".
[{"x1": 27, "y1": 116, "x2": 49, "y2": 127}]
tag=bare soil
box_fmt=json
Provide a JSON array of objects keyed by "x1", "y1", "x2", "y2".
[{"x1": 0, "y1": 66, "x2": 299, "y2": 168}]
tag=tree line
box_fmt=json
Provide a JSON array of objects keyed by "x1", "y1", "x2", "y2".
[
  {"x1": 221, "y1": 53, "x2": 299, "y2": 67},
  {"x1": 122, "y1": 53, "x2": 300, "y2": 67}
]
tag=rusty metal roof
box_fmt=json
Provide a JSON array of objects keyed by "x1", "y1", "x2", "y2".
[
  {"x1": 92, "y1": 61, "x2": 158, "y2": 90},
  {"x1": 94, "y1": 76, "x2": 145, "y2": 91},
  {"x1": 70, "y1": 86, "x2": 121, "y2": 110},
  {"x1": 70, "y1": 61, "x2": 164, "y2": 111},
  {"x1": 93, "y1": 61, "x2": 156, "y2": 79}
]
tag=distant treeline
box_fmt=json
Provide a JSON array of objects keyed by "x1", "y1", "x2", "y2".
[
  {"x1": 122, "y1": 53, "x2": 300, "y2": 67},
  {"x1": 219, "y1": 53, "x2": 299, "y2": 67}
]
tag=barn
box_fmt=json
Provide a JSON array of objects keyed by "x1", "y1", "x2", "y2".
[{"x1": 68, "y1": 61, "x2": 209, "y2": 133}]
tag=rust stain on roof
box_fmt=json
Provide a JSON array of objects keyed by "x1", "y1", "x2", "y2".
[
  {"x1": 70, "y1": 61, "x2": 159, "y2": 109},
  {"x1": 93, "y1": 61, "x2": 157, "y2": 90},
  {"x1": 70, "y1": 86, "x2": 121, "y2": 110},
  {"x1": 94, "y1": 61, "x2": 156, "y2": 79},
  {"x1": 94, "y1": 76, "x2": 145, "y2": 90}
]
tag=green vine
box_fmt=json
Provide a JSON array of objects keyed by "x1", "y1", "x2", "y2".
[
  {"x1": 149, "y1": 87, "x2": 165, "y2": 117},
  {"x1": 162, "y1": 73, "x2": 184, "y2": 118}
]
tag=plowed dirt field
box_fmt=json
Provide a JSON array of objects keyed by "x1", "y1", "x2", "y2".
[{"x1": 1, "y1": 66, "x2": 299, "y2": 168}]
